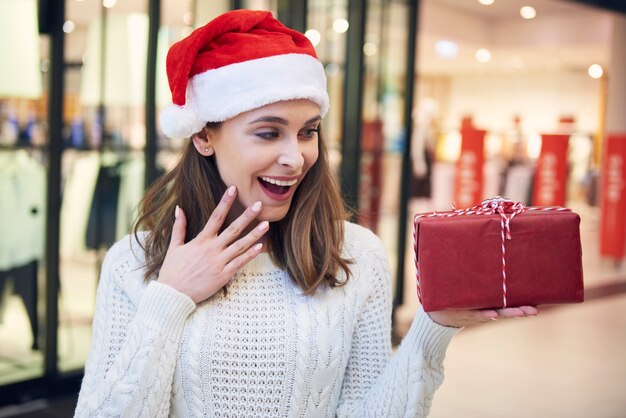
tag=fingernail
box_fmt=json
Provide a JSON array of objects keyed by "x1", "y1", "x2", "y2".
[
  {"x1": 258, "y1": 221, "x2": 269, "y2": 231},
  {"x1": 252, "y1": 201, "x2": 262, "y2": 212},
  {"x1": 228, "y1": 185, "x2": 236, "y2": 196},
  {"x1": 175, "y1": 205, "x2": 180, "y2": 219},
  {"x1": 490, "y1": 317, "x2": 498, "y2": 321}
]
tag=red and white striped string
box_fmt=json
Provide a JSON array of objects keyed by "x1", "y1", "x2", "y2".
[{"x1": 413, "y1": 197, "x2": 571, "y2": 309}]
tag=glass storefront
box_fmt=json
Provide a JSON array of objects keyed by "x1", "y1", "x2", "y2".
[
  {"x1": 58, "y1": 0, "x2": 151, "y2": 375},
  {"x1": 359, "y1": 0, "x2": 413, "y2": 293},
  {"x1": 1, "y1": 0, "x2": 625, "y2": 407},
  {"x1": 0, "y1": 0, "x2": 48, "y2": 387}
]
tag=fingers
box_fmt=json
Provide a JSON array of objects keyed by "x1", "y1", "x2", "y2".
[
  {"x1": 198, "y1": 186, "x2": 264, "y2": 246},
  {"x1": 495, "y1": 307, "x2": 525, "y2": 318},
  {"x1": 479, "y1": 309, "x2": 499, "y2": 321},
  {"x1": 218, "y1": 200, "x2": 263, "y2": 246},
  {"x1": 518, "y1": 306, "x2": 539, "y2": 316},
  {"x1": 430, "y1": 305, "x2": 541, "y2": 327},
  {"x1": 223, "y1": 241, "x2": 265, "y2": 276},
  {"x1": 492, "y1": 306, "x2": 539, "y2": 320},
  {"x1": 168, "y1": 205, "x2": 187, "y2": 250},
  {"x1": 223, "y1": 220, "x2": 270, "y2": 260},
  {"x1": 201, "y1": 185, "x2": 238, "y2": 238}
]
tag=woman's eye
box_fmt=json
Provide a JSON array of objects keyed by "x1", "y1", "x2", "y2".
[
  {"x1": 300, "y1": 127, "x2": 320, "y2": 138},
  {"x1": 256, "y1": 131, "x2": 279, "y2": 140}
]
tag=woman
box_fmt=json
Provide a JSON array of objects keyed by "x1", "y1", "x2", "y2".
[{"x1": 74, "y1": 9, "x2": 537, "y2": 417}]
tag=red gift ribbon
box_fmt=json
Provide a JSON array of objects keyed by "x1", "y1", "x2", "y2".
[{"x1": 413, "y1": 197, "x2": 571, "y2": 309}]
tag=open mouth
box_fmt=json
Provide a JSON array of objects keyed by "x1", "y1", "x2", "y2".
[{"x1": 258, "y1": 176, "x2": 297, "y2": 196}]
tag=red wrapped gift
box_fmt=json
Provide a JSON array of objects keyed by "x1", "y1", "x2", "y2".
[{"x1": 413, "y1": 197, "x2": 584, "y2": 312}]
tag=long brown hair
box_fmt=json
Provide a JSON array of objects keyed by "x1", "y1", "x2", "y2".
[{"x1": 133, "y1": 124, "x2": 352, "y2": 294}]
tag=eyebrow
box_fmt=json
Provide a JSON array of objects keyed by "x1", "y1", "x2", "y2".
[{"x1": 248, "y1": 115, "x2": 322, "y2": 126}]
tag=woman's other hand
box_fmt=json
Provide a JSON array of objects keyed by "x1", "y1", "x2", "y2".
[
  {"x1": 157, "y1": 185, "x2": 269, "y2": 304},
  {"x1": 428, "y1": 306, "x2": 539, "y2": 328}
]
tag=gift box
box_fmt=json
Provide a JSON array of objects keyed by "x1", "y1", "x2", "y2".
[{"x1": 413, "y1": 198, "x2": 584, "y2": 312}]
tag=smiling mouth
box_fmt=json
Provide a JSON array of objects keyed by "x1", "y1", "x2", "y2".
[{"x1": 258, "y1": 176, "x2": 297, "y2": 195}]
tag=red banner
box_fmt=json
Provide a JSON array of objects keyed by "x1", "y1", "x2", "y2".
[
  {"x1": 454, "y1": 128, "x2": 485, "y2": 209},
  {"x1": 600, "y1": 134, "x2": 626, "y2": 258},
  {"x1": 532, "y1": 134, "x2": 569, "y2": 206}
]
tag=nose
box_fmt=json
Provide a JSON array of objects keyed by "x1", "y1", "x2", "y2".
[{"x1": 277, "y1": 137, "x2": 305, "y2": 170}]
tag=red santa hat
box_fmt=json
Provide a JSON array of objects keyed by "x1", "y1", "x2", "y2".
[{"x1": 160, "y1": 9, "x2": 329, "y2": 140}]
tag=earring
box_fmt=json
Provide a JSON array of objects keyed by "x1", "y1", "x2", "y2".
[{"x1": 204, "y1": 147, "x2": 209, "y2": 153}]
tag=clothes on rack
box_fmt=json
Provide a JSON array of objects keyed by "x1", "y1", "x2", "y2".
[
  {"x1": 85, "y1": 164, "x2": 122, "y2": 250},
  {"x1": 0, "y1": 149, "x2": 45, "y2": 350},
  {"x1": 0, "y1": 149, "x2": 45, "y2": 270},
  {"x1": 60, "y1": 150, "x2": 101, "y2": 258},
  {"x1": 60, "y1": 150, "x2": 145, "y2": 257}
]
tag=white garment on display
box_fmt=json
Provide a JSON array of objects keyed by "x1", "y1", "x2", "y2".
[
  {"x1": 0, "y1": 150, "x2": 45, "y2": 270},
  {"x1": 59, "y1": 150, "x2": 101, "y2": 258},
  {"x1": 115, "y1": 155, "x2": 145, "y2": 241}
]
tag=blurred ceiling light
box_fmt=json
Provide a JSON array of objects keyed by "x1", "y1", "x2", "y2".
[
  {"x1": 63, "y1": 20, "x2": 76, "y2": 33},
  {"x1": 363, "y1": 42, "x2": 378, "y2": 56},
  {"x1": 475, "y1": 48, "x2": 491, "y2": 63},
  {"x1": 478, "y1": 0, "x2": 494, "y2": 5},
  {"x1": 103, "y1": 0, "x2": 117, "y2": 8},
  {"x1": 183, "y1": 11, "x2": 193, "y2": 26},
  {"x1": 520, "y1": 6, "x2": 536, "y2": 19},
  {"x1": 332, "y1": 18, "x2": 349, "y2": 33},
  {"x1": 435, "y1": 40, "x2": 459, "y2": 59},
  {"x1": 588, "y1": 64, "x2": 603, "y2": 79},
  {"x1": 304, "y1": 29, "x2": 321, "y2": 47}
]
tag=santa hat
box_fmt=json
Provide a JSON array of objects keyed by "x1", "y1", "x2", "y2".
[{"x1": 160, "y1": 9, "x2": 329, "y2": 140}]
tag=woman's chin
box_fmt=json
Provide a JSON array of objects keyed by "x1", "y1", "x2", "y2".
[{"x1": 258, "y1": 207, "x2": 290, "y2": 223}]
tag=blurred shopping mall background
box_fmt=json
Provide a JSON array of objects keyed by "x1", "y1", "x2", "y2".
[{"x1": 0, "y1": 0, "x2": 625, "y2": 416}]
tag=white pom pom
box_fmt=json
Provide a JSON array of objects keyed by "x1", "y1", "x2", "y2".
[{"x1": 159, "y1": 104, "x2": 204, "y2": 139}]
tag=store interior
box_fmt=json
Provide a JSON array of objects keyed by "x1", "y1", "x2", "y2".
[{"x1": 0, "y1": 0, "x2": 625, "y2": 415}]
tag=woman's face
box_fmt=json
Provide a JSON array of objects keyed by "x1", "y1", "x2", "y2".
[{"x1": 199, "y1": 99, "x2": 321, "y2": 223}]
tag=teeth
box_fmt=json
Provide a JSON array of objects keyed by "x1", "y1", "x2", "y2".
[{"x1": 260, "y1": 176, "x2": 297, "y2": 186}]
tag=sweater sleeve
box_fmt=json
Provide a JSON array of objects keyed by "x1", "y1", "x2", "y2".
[
  {"x1": 336, "y1": 243, "x2": 460, "y2": 418},
  {"x1": 74, "y1": 240, "x2": 196, "y2": 418}
]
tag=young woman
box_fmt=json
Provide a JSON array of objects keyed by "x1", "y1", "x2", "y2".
[{"x1": 74, "y1": 9, "x2": 538, "y2": 417}]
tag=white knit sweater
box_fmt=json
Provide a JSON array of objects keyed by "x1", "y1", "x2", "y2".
[{"x1": 74, "y1": 222, "x2": 459, "y2": 418}]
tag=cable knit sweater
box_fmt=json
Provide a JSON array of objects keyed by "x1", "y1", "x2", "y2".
[{"x1": 74, "y1": 222, "x2": 459, "y2": 417}]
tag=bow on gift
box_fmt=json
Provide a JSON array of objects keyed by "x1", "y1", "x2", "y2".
[{"x1": 413, "y1": 197, "x2": 571, "y2": 308}]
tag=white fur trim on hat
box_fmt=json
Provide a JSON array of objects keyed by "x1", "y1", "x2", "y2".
[
  {"x1": 159, "y1": 103, "x2": 205, "y2": 141},
  {"x1": 159, "y1": 53, "x2": 329, "y2": 140}
]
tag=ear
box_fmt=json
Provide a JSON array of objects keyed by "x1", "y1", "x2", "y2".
[{"x1": 192, "y1": 128, "x2": 215, "y2": 156}]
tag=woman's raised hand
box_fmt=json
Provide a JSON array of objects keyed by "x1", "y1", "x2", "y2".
[
  {"x1": 428, "y1": 306, "x2": 539, "y2": 328},
  {"x1": 157, "y1": 185, "x2": 268, "y2": 304}
]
